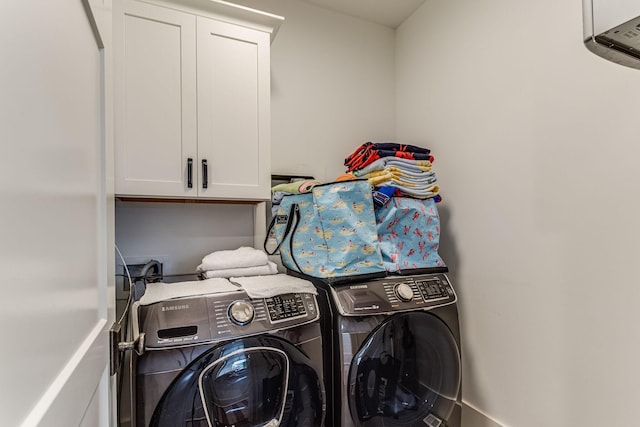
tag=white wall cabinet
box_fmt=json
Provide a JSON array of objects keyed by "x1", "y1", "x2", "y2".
[{"x1": 114, "y1": 0, "x2": 281, "y2": 200}]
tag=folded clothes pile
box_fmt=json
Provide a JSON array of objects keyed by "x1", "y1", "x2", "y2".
[
  {"x1": 340, "y1": 142, "x2": 441, "y2": 203},
  {"x1": 344, "y1": 142, "x2": 433, "y2": 172},
  {"x1": 197, "y1": 246, "x2": 278, "y2": 279},
  {"x1": 270, "y1": 178, "x2": 321, "y2": 216}
]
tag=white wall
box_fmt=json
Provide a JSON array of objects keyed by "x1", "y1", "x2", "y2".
[
  {"x1": 229, "y1": 0, "x2": 396, "y2": 182},
  {"x1": 397, "y1": 1, "x2": 640, "y2": 426},
  {"x1": 115, "y1": 201, "x2": 255, "y2": 275}
]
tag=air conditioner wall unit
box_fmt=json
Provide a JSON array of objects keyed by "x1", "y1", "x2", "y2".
[{"x1": 583, "y1": 0, "x2": 640, "y2": 69}]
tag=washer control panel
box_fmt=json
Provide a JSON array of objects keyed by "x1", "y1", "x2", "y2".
[
  {"x1": 383, "y1": 276, "x2": 452, "y2": 305},
  {"x1": 333, "y1": 273, "x2": 456, "y2": 316},
  {"x1": 228, "y1": 300, "x2": 255, "y2": 326},
  {"x1": 394, "y1": 283, "x2": 415, "y2": 302},
  {"x1": 137, "y1": 291, "x2": 319, "y2": 349},
  {"x1": 265, "y1": 293, "x2": 308, "y2": 322}
]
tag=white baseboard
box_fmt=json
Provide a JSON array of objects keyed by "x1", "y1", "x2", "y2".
[{"x1": 461, "y1": 401, "x2": 504, "y2": 427}]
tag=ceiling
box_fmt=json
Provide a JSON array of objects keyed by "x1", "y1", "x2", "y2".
[{"x1": 298, "y1": 0, "x2": 426, "y2": 28}]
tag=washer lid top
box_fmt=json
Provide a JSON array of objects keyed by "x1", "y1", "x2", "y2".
[
  {"x1": 348, "y1": 311, "x2": 461, "y2": 426},
  {"x1": 333, "y1": 273, "x2": 456, "y2": 316}
]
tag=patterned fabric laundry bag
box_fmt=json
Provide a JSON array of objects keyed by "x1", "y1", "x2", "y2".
[
  {"x1": 375, "y1": 197, "x2": 446, "y2": 272},
  {"x1": 267, "y1": 180, "x2": 385, "y2": 278}
]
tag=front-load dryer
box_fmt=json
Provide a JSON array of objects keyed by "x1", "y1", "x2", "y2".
[
  {"x1": 123, "y1": 283, "x2": 325, "y2": 426},
  {"x1": 312, "y1": 272, "x2": 462, "y2": 427}
]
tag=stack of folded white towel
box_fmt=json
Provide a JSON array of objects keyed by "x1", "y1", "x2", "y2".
[{"x1": 197, "y1": 246, "x2": 278, "y2": 279}]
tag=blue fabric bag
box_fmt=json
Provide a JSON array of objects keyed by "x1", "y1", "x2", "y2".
[
  {"x1": 266, "y1": 180, "x2": 385, "y2": 278},
  {"x1": 375, "y1": 197, "x2": 446, "y2": 272}
]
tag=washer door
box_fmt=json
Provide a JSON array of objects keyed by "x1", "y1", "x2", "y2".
[
  {"x1": 348, "y1": 311, "x2": 460, "y2": 427},
  {"x1": 150, "y1": 336, "x2": 323, "y2": 427}
]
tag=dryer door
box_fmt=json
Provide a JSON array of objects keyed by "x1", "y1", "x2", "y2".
[
  {"x1": 150, "y1": 336, "x2": 323, "y2": 427},
  {"x1": 348, "y1": 311, "x2": 460, "y2": 427}
]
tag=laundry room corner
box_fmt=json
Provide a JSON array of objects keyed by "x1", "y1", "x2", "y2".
[{"x1": 396, "y1": 0, "x2": 640, "y2": 426}]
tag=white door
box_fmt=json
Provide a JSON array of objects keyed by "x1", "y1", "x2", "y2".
[
  {"x1": 114, "y1": 0, "x2": 198, "y2": 198},
  {"x1": 0, "y1": 1, "x2": 114, "y2": 426},
  {"x1": 196, "y1": 16, "x2": 271, "y2": 200}
]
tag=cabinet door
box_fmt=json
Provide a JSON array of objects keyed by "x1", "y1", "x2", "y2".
[
  {"x1": 114, "y1": 0, "x2": 197, "y2": 197},
  {"x1": 196, "y1": 17, "x2": 271, "y2": 200}
]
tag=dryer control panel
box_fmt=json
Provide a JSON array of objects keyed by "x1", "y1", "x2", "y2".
[
  {"x1": 332, "y1": 273, "x2": 456, "y2": 316},
  {"x1": 135, "y1": 291, "x2": 319, "y2": 349}
]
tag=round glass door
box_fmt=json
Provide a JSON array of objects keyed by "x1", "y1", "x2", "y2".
[
  {"x1": 348, "y1": 311, "x2": 460, "y2": 426},
  {"x1": 150, "y1": 336, "x2": 323, "y2": 427}
]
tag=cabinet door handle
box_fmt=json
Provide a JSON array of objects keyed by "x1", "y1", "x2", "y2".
[
  {"x1": 187, "y1": 158, "x2": 193, "y2": 189},
  {"x1": 202, "y1": 159, "x2": 208, "y2": 189}
]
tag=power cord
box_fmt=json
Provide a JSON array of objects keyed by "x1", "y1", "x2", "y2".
[
  {"x1": 111, "y1": 246, "x2": 149, "y2": 376},
  {"x1": 113, "y1": 244, "x2": 134, "y2": 427},
  {"x1": 115, "y1": 244, "x2": 135, "y2": 326}
]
